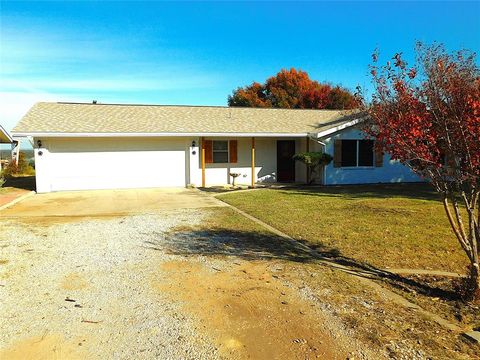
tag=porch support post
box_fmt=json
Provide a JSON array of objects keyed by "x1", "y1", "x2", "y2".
[
  {"x1": 201, "y1": 137, "x2": 206, "y2": 187},
  {"x1": 251, "y1": 137, "x2": 255, "y2": 188},
  {"x1": 306, "y1": 136, "x2": 310, "y2": 184},
  {"x1": 11, "y1": 140, "x2": 19, "y2": 165}
]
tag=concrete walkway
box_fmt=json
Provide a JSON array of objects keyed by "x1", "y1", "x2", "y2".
[
  {"x1": 0, "y1": 188, "x2": 225, "y2": 218},
  {"x1": 387, "y1": 268, "x2": 464, "y2": 278},
  {"x1": 0, "y1": 188, "x2": 33, "y2": 210}
]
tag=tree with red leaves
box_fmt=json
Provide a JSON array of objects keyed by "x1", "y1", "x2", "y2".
[
  {"x1": 228, "y1": 68, "x2": 357, "y2": 110},
  {"x1": 358, "y1": 43, "x2": 480, "y2": 299}
]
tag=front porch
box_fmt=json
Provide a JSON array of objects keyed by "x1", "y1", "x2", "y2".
[{"x1": 189, "y1": 136, "x2": 323, "y2": 188}]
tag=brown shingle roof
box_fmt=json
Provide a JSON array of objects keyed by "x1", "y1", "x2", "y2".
[{"x1": 13, "y1": 102, "x2": 362, "y2": 135}]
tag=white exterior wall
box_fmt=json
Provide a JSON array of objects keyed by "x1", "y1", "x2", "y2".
[
  {"x1": 32, "y1": 131, "x2": 422, "y2": 193},
  {"x1": 33, "y1": 136, "x2": 309, "y2": 193},
  {"x1": 189, "y1": 137, "x2": 307, "y2": 187},
  {"x1": 322, "y1": 128, "x2": 423, "y2": 185},
  {"x1": 296, "y1": 138, "x2": 307, "y2": 184},
  {"x1": 302, "y1": 137, "x2": 324, "y2": 184}
]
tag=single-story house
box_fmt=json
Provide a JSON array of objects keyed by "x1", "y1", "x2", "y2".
[{"x1": 12, "y1": 102, "x2": 422, "y2": 193}]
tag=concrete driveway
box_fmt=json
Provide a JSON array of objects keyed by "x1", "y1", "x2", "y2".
[
  {"x1": 0, "y1": 187, "x2": 224, "y2": 218},
  {"x1": 0, "y1": 186, "x2": 369, "y2": 360}
]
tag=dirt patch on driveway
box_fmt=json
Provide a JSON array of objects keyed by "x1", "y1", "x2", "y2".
[
  {"x1": 154, "y1": 259, "x2": 345, "y2": 359},
  {"x1": 61, "y1": 273, "x2": 88, "y2": 290},
  {"x1": 1, "y1": 334, "x2": 85, "y2": 360}
]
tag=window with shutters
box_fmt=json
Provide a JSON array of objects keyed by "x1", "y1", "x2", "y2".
[
  {"x1": 212, "y1": 140, "x2": 229, "y2": 163},
  {"x1": 341, "y1": 139, "x2": 375, "y2": 167}
]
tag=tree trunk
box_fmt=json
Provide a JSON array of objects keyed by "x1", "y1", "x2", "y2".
[
  {"x1": 468, "y1": 194, "x2": 480, "y2": 301},
  {"x1": 442, "y1": 194, "x2": 480, "y2": 300},
  {"x1": 307, "y1": 166, "x2": 315, "y2": 185},
  {"x1": 470, "y1": 263, "x2": 480, "y2": 300}
]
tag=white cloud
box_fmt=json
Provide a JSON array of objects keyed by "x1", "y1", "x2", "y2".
[
  {"x1": 0, "y1": 25, "x2": 223, "y2": 100},
  {"x1": 0, "y1": 74, "x2": 219, "y2": 93}
]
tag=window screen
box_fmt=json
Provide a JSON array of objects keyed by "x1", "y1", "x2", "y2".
[{"x1": 212, "y1": 141, "x2": 229, "y2": 163}]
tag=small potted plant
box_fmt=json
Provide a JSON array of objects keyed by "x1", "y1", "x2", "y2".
[{"x1": 229, "y1": 172, "x2": 241, "y2": 187}]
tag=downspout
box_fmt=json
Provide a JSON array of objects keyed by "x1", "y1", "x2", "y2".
[{"x1": 308, "y1": 133, "x2": 327, "y2": 185}]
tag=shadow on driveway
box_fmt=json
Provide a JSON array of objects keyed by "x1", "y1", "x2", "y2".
[{"x1": 144, "y1": 227, "x2": 459, "y2": 302}]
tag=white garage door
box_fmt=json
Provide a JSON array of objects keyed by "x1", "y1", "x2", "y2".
[{"x1": 39, "y1": 138, "x2": 187, "y2": 192}]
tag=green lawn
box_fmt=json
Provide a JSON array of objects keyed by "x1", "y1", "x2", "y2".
[
  {"x1": 217, "y1": 184, "x2": 468, "y2": 274},
  {"x1": 181, "y1": 203, "x2": 478, "y2": 357}
]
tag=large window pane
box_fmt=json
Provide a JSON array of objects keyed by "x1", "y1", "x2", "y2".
[
  {"x1": 213, "y1": 151, "x2": 229, "y2": 163},
  {"x1": 341, "y1": 140, "x2": 357, "y2": 167},
  {"x1": 358, "y1": 140, "x2": 374, "y2": 166}
]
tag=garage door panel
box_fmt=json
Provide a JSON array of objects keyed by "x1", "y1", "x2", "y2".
[{"x1": 44, "y1": 139, "x2": 187, "y2": 191}]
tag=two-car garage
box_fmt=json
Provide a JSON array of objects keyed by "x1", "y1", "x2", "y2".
[{"x1": 34, "y1": 137, "x2": 187, "y2": 193}]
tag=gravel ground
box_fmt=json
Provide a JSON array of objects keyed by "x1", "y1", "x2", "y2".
[
  {"x1": 1, "y1": 206, "x2": 426, "y2": 360},
  {"x1": 0, "y1": 211, "x2": 219, "y2": 359}
]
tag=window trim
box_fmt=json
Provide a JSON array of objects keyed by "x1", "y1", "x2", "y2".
[
  {"x1": 340, "y1": 139, "x2": 375, "y2": 168},
  {"x1": 212, "y1": 140, "x2": 230, "y2": 164}
]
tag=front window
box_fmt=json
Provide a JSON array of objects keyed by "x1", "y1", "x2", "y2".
[
  {"x1": 341, "y1": 139, "x2": 374, "y2": 167},
  {"x1": 212, "y1": 140, "x2": 229, "y2": 163},
  {"x1": 341, "y1": 140, "x2": 357, "y2": 167}
]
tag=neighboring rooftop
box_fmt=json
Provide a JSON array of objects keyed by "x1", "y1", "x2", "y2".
[
  {"x1": 13, "y1": 102, "x2": 362, "y2": 135},
  {"x1": 0, "y1": 125, "x2": 13, "y2": 143}
]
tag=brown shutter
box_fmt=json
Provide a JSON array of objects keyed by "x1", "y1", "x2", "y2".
[
  {"x1": 204, "y1": 140, "x2": 213, "y2": 164},
  {"x1": 229, "y1": 140, "x2": 238, "y2": 163},
  {"x1": 375, "y1": 143, "x2": 384, "y2": 167},
  {"x1": 333, "y1": 140, "x2": 342, "y2": 168}
]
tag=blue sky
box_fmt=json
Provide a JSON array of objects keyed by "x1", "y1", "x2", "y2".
[{"x1": 1, "y1": 1, "x2": 479, "y2": 135}]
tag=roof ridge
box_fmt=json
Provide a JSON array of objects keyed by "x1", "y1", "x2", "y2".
[{"x1": 50, "y1": 102, "x2": 356, "y2": 112}]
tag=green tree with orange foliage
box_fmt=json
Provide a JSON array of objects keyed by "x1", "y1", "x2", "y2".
[{"x1": 228, "y1": 68, "x2": 357, "y2": 110}]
